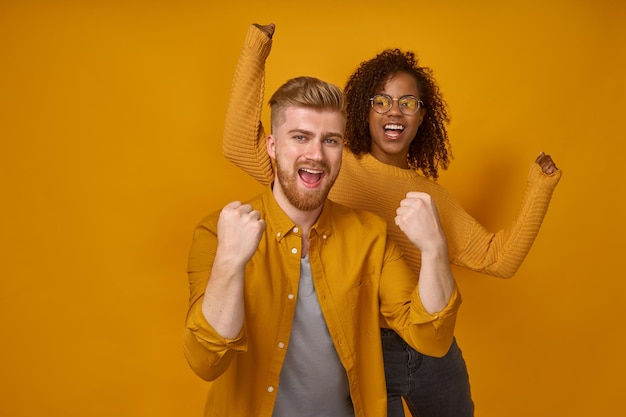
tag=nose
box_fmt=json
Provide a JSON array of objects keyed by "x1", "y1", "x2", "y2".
[
  {"x1": 387, "y1": 99, "x2": 402, "y2": 116},
  {"x1": 305, "y1": 140, "x2": 324, "y2": 161}
]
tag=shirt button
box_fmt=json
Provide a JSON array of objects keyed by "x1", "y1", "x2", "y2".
[
  {"x1": 267, "y1": 386, "x2": 274, "y2": 393},
  {"x1": 278, "y1": 342, "x2": 285, "y2": 349},
  {"x1": 276, "y1": 232, "x2": 281, "y2": 238},
  {"x1": 291, "y1": 247, "x2": 298, "y2": 254},
  {"x1": 288, "y1": 293, "x2": 295, "y2": 300},
  {"x1": 293, "y1": 227, "x2": 299, "y2": 233},
  {"x1": 322, "y1": 234, "x2": 327, "y2": 240}
]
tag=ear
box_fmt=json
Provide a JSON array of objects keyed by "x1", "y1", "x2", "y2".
[{"x1": 266, "y1": 134, "x2": 276, "y2": 160}]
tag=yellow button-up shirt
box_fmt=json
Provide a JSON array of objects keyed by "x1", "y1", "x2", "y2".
[{"x1": 185, "y1": 187, "x2": 461, "y2": 417}]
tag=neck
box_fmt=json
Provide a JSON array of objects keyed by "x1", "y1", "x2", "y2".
[
  {"x1": 271, "y1": 181, "x2": 324, "y2": 233},
  {"x1": 280, "y1": 204, "x2": 321, "y2": 259},
  {"x1": 369, "y1": 149, "x2": 410, "y2": 169},
  {"x1": 271, "y1": 182, "x2": 323, "y2": 258},
  {"x1": 282, "y1": 204, "x2": 322, "y2": 236}
]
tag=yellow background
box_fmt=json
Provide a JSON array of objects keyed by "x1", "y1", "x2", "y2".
[{"x1": 1, "y1": 0, "x2": 624, "y2": 416}]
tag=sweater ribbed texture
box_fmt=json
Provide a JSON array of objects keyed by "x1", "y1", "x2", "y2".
[{"x1": 223, "y1": 25, "x2": 562, "y2": 279}]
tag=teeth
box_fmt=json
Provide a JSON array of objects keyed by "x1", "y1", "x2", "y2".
[
  {"x1": 301, "y1": 168, "x2": 322, "y2": 174},
  {"x1": 384, "y1": 124, "x2": 404, "y2": 131}
]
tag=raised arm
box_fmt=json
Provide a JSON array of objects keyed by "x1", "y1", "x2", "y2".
[
  {"x1": 222, "y1": 24, "x2": 276, "y2": 185},
  {"x1": 441, "y1": 154, "x2": 562, "y2": 278},
  {"x1": 184, "y1": 201, "x2": 265, "y2": 381},
  {"x1": 395, "y1": 191, "x2": 456, "y2": 314},
  {"x1": 202, "y1": 201, "x2": 265, "y2": 337},
  {"x1": 378, "y1": 239, "x2": 461, "y2": 358},
  {"x1": 379, "y1": 193, "x2": 461, "y2": 357}
]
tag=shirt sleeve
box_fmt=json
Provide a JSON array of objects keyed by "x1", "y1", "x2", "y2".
[
  {"x1": 222, "y1": 24, "x2": 274, "y2": 185},
  {"x1": 443, "y1": 163, "x2": 562, "y2": 278},
  {"x1": 379, "y1": 238, "x2": 462, "y2": 358},
  {"x1": 184, "y1": 219, "x2": 248, "y2": 381}
]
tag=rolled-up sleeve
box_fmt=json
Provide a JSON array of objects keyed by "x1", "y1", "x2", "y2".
[
  {"x1": 184, "y1": 296, "x2": 247, "y2": 381},
  {"x1": 379, "y1": 240, "x2": 462, "y2": 357},
  {"x1": 184, "y1": 218, "x2": 248, "y2": 381}
]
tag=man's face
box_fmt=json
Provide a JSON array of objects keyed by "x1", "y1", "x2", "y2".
[{"x1": 267, "y1": 107, "x2": 345, "y2": 211}]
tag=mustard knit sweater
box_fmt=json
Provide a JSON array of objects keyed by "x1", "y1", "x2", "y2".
[{"x1": 223, "y1": 25, "x2": 561, "y2": 278}]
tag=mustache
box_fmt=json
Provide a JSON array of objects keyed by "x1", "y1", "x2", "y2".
[{"x1": 296, "y1": 162, "x2": 329, "y2": 172}]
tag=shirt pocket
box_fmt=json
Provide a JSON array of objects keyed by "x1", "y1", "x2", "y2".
[{"x1": 346, "y1": 272, "x2": 377, "y2": 330}]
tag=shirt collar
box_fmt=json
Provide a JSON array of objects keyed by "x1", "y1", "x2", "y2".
[{"x1": 261, "y1": 184, "x2": 333, "y2": 243}]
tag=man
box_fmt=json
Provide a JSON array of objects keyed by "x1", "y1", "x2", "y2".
[{"x1": 184, "y1": 76, "x2": 461, "y2": 417}]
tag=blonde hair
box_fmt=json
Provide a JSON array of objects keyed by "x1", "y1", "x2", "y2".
[{"x1": 268, "y1": 76, "x2": 346, "y2": 132}]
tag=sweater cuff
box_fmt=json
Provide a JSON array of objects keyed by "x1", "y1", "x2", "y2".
[
  {"x1": 246, "y1": 24, "x2": 273, "y2": 61},
  {"x1": 528, "y1": 162, "x2": 562, "y2": 190}
]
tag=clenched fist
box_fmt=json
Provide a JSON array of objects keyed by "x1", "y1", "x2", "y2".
[
  {"x1": 395, "y1": 192, "x2": 447, "y2": 255},
  {"x1": 536, "y1": 151, "x2": 558, "y2": 175},
  {"x1": 215, "y1": 201, "x2": 266, "y2": 268}
]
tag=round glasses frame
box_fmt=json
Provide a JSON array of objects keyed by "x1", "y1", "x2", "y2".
[{"x1": 369, "y1": 94, "x2": 424, "y2": 116}]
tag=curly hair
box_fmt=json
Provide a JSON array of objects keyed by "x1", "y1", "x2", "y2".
[{"x1": 344, "y1": 49, "x2": 451, "y2": 179}]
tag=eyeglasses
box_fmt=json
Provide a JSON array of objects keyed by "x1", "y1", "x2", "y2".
[{"x1": 369, "y1": 94, "x2": 424, "y2": 116}]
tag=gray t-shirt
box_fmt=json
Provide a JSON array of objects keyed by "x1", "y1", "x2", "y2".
[{"x1": 272, "y1": 256, "x2": 354, "y2": 417}]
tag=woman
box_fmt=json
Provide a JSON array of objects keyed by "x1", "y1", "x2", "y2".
[{"x1": 221, "y1": 23, "x2": 561, "y2": 417}]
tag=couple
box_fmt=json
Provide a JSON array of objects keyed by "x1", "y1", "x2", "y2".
[{"x1": 184, "y1": 23, "x2": 560, "y2": 417}]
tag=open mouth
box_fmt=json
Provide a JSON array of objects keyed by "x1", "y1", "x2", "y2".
[
  {"x1": 298, "y1": 168, "x2": 324, "y2": 187},
  {"x1": 384, "y1": 123, "x2": 405, "y2": 139}
]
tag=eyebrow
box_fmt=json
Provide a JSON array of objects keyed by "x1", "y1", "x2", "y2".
[
  {"x1": 287, "y1": 128, "x2": 344, "y2": 139},
  {"x1": 376, "y1": 93, "x2": 419, "y2": 99}
]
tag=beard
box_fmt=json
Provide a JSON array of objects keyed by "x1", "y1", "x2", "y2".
[{"x1": 275, "y1": 159, "x2": 337, "y2": 211}]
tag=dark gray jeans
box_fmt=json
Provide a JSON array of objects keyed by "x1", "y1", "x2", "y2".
[{"x1": 381, "y1": 329, "x2": 474, "y2": 417}]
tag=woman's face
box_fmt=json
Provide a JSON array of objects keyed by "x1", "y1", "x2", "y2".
[{"x1": 367, "y1": 72, "x2": 425, "y2": 168}]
